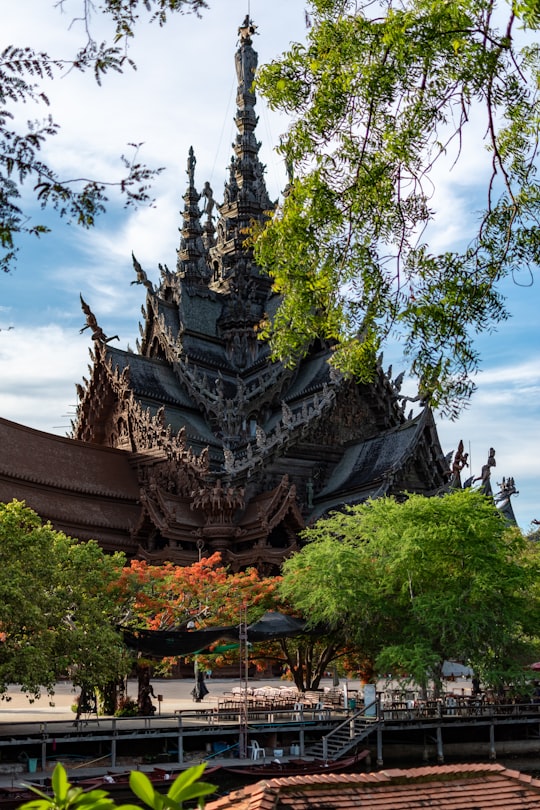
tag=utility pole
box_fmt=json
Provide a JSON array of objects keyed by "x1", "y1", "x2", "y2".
[{"x1": 238, "y1": 603, "x2": 249, "y2": 758}]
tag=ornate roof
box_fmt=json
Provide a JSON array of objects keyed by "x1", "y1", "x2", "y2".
[
  {"x1": 0, "y1": 19, "x2": 520, "y2": 568},
  {"x1": 66, "y1": 17, "x2": 453, "y2": 570},
  {"x1": 0, "y1": 17, "x2": 455, "y2": 572}
]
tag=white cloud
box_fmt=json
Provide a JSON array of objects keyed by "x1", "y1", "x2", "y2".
[
  {"x1": 0, "y1": 326, "x2": 89, "y2": 433},
  {"x1": 436, "y1": 355, "x2": 540, "y2": 532}
]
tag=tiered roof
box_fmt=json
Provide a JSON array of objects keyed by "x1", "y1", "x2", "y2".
[{"x1": 68, "y1": 17, "x2": 452, "y2": 568}]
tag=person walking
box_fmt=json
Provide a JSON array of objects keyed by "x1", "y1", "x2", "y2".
[{"x1": 191, "y1": 669, "x2": 209, "y2": 702}]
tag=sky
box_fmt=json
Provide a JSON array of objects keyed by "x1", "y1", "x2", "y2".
[{"x1": 0, "y1": 0, "x2": 539, "y2": 532}]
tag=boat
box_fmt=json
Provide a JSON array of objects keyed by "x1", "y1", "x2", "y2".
[
  {"x1": 0, "y1": 785, "x2": 43, "y2": 810},
  {"x1": 76, "y1": 765, "x2": 222, "y2": 794},
  {"x1": 219, "y1": 749, "x2": 370, "y2": 778},
  {"x1": 0, "y1": 767, "x2": 222, "y2": 808}
]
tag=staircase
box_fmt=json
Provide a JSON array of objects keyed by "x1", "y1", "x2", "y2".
[{"x1": 308, "y1": 703, "x2": 382, "y2": 761}]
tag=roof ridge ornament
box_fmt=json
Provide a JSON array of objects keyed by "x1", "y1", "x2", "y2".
[{"x1": 79, "y1": 294, "x2": 119, "y2": 344}]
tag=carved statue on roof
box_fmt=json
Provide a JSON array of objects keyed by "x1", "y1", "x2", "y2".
[
  {"x1": 238, "y1": 14, "x2": 257, "y2": 43},
  {"x1": 451, "y1": 439, "x2": 469, "y2": 480},
  {"x1": 79, "y1": 295, "x2": 119, "y2": 344},
  {"x1": 494, "y1": 476, "x2": 518, "y2": 502},
  {"x1": 201, "y1": 181, "x2": 216, "y2": 219},
  {"x1": 187, "y1": 146, "x2": 196, "y2": 186},
  {"x1": 131, "y1": 253, "x2": 154, "y2": 293},
  {"x1": 235, "y1": 17, "x2": 258, "y2": 95},
  {"x1": 475, "y1": 447, "x2": 496, "y2": 493}
]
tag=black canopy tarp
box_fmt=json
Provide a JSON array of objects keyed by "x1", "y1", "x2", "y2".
[
  {"x1": 121, "y1": 611, "x2": 307, "y2": 658},
  {"x1": 247, "y1": 611, "x2": 307, "y2": 641},
  {"x1": 122, "y1": 626, "x2": 237, "y2": 657}
]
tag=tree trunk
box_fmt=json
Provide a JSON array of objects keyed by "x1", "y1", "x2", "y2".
[
  {"x1": 100, "y1": 678, "x2": 124, "y2": 715},
  {"x1": 137, "y1": 663, "x2": 156, "y2": 716},
  {"x1": 279, "y1": 639, "x2": 341, "y2": 691}
]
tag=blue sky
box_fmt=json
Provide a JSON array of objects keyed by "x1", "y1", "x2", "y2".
[{"x1": 1, "y1": 0, "x2": 539, "y2": 532}]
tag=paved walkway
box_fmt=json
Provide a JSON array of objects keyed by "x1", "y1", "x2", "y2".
[
  {"x1": 0, "y1": 678, "x2": 295, "y2": 721},
  {"x1": 0, "y1": 675, "x2": 475, "y2": 721},
  {"x1": 0, "y1": 677, "x2": 371, "y2": 722}
]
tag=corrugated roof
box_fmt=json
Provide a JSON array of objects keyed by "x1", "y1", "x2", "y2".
[{"x1": 0, "y1": 417, "x2": 141, "y2": 550}]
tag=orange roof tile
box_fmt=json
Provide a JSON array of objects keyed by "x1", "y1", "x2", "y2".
[{"x1": 205, "y1": 763, "x2": 540, "y2": 810}]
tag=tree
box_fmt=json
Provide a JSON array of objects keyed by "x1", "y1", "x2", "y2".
[
  {"x1": 0, "y1": 500, "x2": 128, "y2": 698},
  {"x1": 272, "y1": 632, "x2": 356, "y2": 692},
  {"x1": 112, "y1": 554, "x2": 280, "y2": 710},
  {"x1": 279, "y1": 489, "x2": 540, "y2": 696},
  {"x1": 255, "y1": 0, "x2": 540, "y2": 416},
  {"x1": 113, "y1": 554, "x2": 353, "y2": 692},
  {"x1": 114, "y1": 554, "x2": 279, "y2": 636},
  {"x1": 1, "y1": 0, "x2": 207, "y2": 272}
]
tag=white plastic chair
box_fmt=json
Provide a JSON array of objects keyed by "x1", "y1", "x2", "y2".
[
  {"x1": 312, "y1": 701, "x2": 326, "y2": 720},
  {"x1": 249, "y1": 740, "x2": 266, "y2": 760},
  {"x1": 292, "y1": 702, "x2": 304, "y2": 721}
]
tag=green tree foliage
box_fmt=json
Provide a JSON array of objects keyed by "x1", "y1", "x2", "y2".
[
  {"x1": 279, "y1": 490, "x2": 540, "y2": 695},
  {"x1": 0, "y1": 0, "x2": 207, "y2": 272},
  {"x1": 255, "y1": 0, "x2": 540, "y2": 416},
  {"x1": 20, "y1": 761, "x2": 216, "y2": 810},
  {"x1": 0, "y1": 500, "x2": 128, "y2": 699}
]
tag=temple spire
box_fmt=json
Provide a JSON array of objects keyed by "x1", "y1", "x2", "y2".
[
  {"x1": 210, "y1": 18, "x2": 274, "y2": 296},
  {"x1": 177, "y1": 146, "x2": 210, "y2": 292}
]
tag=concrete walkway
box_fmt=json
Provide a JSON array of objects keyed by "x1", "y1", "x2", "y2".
[
  {"x1": 0, "y1": 676, "x2": 372, "y2": 722},
  {"x1": 0, "y1": 674, "x2": 476, "y2": 721}
]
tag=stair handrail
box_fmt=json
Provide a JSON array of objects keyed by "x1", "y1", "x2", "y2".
[{"x1": 321, "y1": 700, "x2": 380, "y2": 761}]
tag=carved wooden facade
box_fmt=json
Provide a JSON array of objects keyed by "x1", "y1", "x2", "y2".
[{"x1": 65, "y1": 18, "x2": 452, "y2": 572}]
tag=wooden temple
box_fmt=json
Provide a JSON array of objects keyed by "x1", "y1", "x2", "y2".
[{"x1": 0, "y1": 19, "x2": 454, "y2": 572}]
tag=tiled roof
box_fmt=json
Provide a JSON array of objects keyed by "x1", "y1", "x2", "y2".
[{"x1": 205, "y1": 763, "x2": 540, "y2": 810}]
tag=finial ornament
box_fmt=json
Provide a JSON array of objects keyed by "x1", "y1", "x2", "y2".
[
  {"x1": 238, "y1": 14, "x2": 257, "y2": 43},
  {"x1": 131, "y1": 253, "x2": 154, "y2": 292}
]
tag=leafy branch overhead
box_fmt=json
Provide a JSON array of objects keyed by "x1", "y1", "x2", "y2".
[
  {"x1": 0, "y1": 0, "x2": 208, "y2": 273},
  {"x1": 255, "y1": 0, "x2": 540, "y2": 416}
]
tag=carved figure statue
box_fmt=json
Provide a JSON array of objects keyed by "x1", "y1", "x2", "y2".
[
  {"x1": 475, "y1": 447, "x2": 496, "y2": 491},
  {"x1": 79, "y1": 295, "x2": 119, "y2": 343},
  {"x1": 187, "y1": 146, "x2": 196, "y2": 186},
  {"x1": 495, "y1": 476, "x2": 518, "y2": 502},
  {"x1": 223, "y1": 447, "x2": 235, "y2": 472},
  {"x1": 235, "y1": 20, "x2": 258, "y2": 94},
  {"x1": 238, "y1": 14, "x2": 257, "y2": 43},
  {"x1": 281, "y1": 401, "x2": 294, "y2": 427},
  {"x1": 201, "y1": 181, "x2": 215, "y2": 219},
  {"x1": 451, "y1": 439, "x2": 469, "y2": 477},
  {"x1": 306, "y1": 478, "x2": 314, "y2": 510}
]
